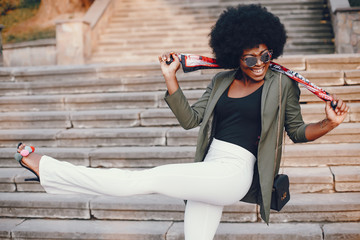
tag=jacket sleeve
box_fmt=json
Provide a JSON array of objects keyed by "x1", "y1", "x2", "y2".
[
  {"x1": 284, "y1": 78, "x2": 310, "y2": 143},
  {"x1": 164, "y1": 77, "x2": 214, "y2": 130}
]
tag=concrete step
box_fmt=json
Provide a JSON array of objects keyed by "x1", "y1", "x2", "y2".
[
  {"x1": 102, "y1": 27, "x2": 332, "y2": 42},
  {"x1": 171, "y1": 222, "x2": 360, "y2": 240},
  {"x1": 289, "y1": 38, "x2": 334, "y2": 46},
  {"x1": 1, "y1": 219, "x2": 172, "y2": 240},
  {"x1": 160, "y1": 123, "x2": 360, "y2": 146},
  {"x1": 346, "y1": 70, "x2": 360, "y2": 85},
  {"x1": 0, "y1": 146, "x2": 196, "y2": 169},
  {"x1": 0, "y1": 127, "x2": 169, "y2": 148},
  {"x1": 105, "y1": 17, "x2": 328, "y2": 30},
  {"x1": 300, "y1": 85, "x2": 360, "y2": 103},
  {"x1": 0, "y1": 109, "x2": 142, "y2": 129},
  {"x1": 331, "y1": 166, "x2": 360, "y2": 192},
  {"x1": 0, "y1": 74, "x2": 210, "y2": 96},
  {"x1": 3, "y1": 55, "x2": 357, "y2": 84},
  {"x1": 0, "y1": 192, "x2": 359, "y2": 223},
  {"x1": 162, "y1": 0, "x2": 326, "y2": 10},
  {"x1": 305, "y1": 54, "x2": 360, "y2": 71},
  {"x1": 103, "y1": 24, "x2": 210, "y2": 35},
  {"x1": 2, "y1": 68, "x2": 356, "y2": 97},
  {"x1": 0, "y1": 121, "x2": 358, "y2": 148},
  {"x1": 283, "y1": 143, "x2": 360, "y2": 167},
  {"x1": 89, "y1": 0, "x2": 334, "y2": 63},
  {"x1": 1, "y1": 218, "x2": 358, "y2": 240},
  {"x1": 91, "y1": 47, "x2": 212, "y2": 59},
  {"x1": 0, "y1": 91, "x2": 163, "y2": 112},
  {"x1": 283, "y1": 46, "x2": 335, "y2": 55},
  {"x1": 1, "y1": 143, "x2": 359, "y2": 169},
  {"x1": 2, "y1": 165, "x2": 359, "y2": 194},
  {"x1": 115, "y1": 0, "x2": 325, "y2": 10},
  {"x1": 0, "y1": 63, "x2": 162, "y2": 82},
  {"x1": 1, "y1": 81, "x2": 358, "y2": 112},
  {"x1": 94, "y1": 38, "x2": 334, "y2": 54},
  {"x1": 284, "y1": 166, "x2": 360, "y2": 193}
]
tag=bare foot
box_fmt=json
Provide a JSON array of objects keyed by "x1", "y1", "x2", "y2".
[{"x1": 17, "y1": 143, "x2": 42, "y2": 178}]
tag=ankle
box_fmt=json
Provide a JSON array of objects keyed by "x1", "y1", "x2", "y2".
[{"x1": 22, "y1": 153, "x2": 41, "y2": 176}]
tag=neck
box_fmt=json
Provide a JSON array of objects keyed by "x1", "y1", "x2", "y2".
[{"x1": 237, "y1": 71, "x2": 264, "y2": 87}]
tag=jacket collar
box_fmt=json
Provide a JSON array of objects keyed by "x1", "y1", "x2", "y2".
[{"x1": 261, "y1": 69, "x2": 276, "y2": 116}]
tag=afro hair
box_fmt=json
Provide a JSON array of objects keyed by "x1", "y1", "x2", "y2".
[{"x1": 209, "y1": 4, "x2": 287, "y2": 69}]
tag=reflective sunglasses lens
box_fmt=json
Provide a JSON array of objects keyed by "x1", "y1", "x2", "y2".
[
  {"x1": 244, "y1": 57, "x2": 257, "y2": 67},
  {"x1": 260, "y1": 52, "x2": 271, "y2": 63}
]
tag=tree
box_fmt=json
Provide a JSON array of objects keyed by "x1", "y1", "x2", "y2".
[
  {"x1": 3, "y1": 0, "x2": 94, "y2": 43},
  {"x1": 34, "y1": 0, "x2": 93, "y2": 23},
  {"x1": 32, "y1": 0, "x2": 94, "y2": 26}
]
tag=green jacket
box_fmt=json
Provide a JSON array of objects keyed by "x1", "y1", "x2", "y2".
[{"x1": 164, "y1": 69, "x2": 309, "y2": 224}]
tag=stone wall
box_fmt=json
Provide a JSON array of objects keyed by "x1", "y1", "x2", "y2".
[
  {"x1": 329, "y1": 0, "x2": 360, "y2": 53},
  {"x1": 0, "y1": 0, "x2": 113, "y2": 67},
  {"x1": 2, "y1": 39, "x2": 56, "y2": 67},
  {"x1": 334, "y1": 9, "x2": 360, "y2": 53},
  {"x1": 56, "y1": 0, "x2": 114, "y2": 65}
]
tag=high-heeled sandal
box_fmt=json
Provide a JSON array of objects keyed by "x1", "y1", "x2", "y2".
[{"x1": 14, "y1": 142, "x2": 40, "y2": 182}]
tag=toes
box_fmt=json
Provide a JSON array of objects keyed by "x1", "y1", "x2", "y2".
[
  {"x1": 17, "y1": 143, "x2": 25, "y2": 153},
  {"x1": 17, "y1": 143, "x2": 30, "y2": 153}
]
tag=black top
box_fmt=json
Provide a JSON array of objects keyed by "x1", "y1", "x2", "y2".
[{"x1": 214, "y1": 85, "x2": 263, "y2": 157}]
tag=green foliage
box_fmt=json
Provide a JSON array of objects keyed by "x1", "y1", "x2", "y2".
[
  {"x1": 19, "y1": 0, "x2": 40, "y2": 8},
  {"x1": 349, "y1": 0, "x2": 360, "y2": 7},
  {"x1": 0, "y1": 7, "x2": 36, "y2": 28},
  {"x1": 0, "y1": 0, "x2": 19, "y2": 15},
  {"x1": 0, "y1": 0, "x2": 54, "y2": 44},
  {"x1": 0, "y1": 0, "x2": 39, "y2": 15},
  {"x1": 5, "y1": 27, "x2": 55, "y2": 43}
]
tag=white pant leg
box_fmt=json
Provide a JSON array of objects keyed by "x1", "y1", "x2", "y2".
[
  {"x1": 184, "y1": 201, "x2": 223, "y2": 240},
  {"x1": 40, "y1": 139, "x2": 256, "y2": 206}
]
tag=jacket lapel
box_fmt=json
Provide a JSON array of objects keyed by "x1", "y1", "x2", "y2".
[
  {"x1": 261, "y1": 69, "x2": 276, "y2": 117},
  {"x1": 202, "y1": 71, "x2": 235, "y2": 124}
]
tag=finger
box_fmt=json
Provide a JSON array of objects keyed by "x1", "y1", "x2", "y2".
[
  {"x1": 163, "y1": 52, "x2": 173, "y2": 62},
  {"x1": 331, "y1": 94, "x2": 338, "y2": 107},
  {"x1": 325, "y1": 100, "x2": 331, "y2": 110},
  {"x1": 170, "y1": 52, "x2": 180, "y2": 63},
  {"x1": 339, "y1": 100, "x2": 346, "y2": 111},
  {"x1": 344, "y1": 105, "x2": 350, "y2": 114},
  {"x1": 159, "y1": 53, "x2": 170, "y2": 62},
  {"x1": 339, "y1": 102, "x2": 349, "y2": 115},
  {"x1": 158, "y1": 56, "x2": 165, "y2": 65}
]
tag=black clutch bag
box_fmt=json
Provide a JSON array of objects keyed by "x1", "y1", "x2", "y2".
[{"x1": 270, "y1": 174, "x2": 290, "y2": 211}]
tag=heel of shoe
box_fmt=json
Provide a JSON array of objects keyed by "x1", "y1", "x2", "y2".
[{"x1": 19, "y1": 160, "x2": 40, "y2": 182}]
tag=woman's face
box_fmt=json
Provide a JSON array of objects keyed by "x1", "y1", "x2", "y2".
[{"x1": 239, "y1": 44, "x2": 272, "y2": 82}]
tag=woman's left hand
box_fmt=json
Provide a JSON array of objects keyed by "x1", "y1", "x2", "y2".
[{"x1": 325, "y1": 95, "x2": 349, "y2": 127}]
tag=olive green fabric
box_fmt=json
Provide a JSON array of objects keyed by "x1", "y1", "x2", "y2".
[{"x1": 164, "y1": 69, "x2": 309, "y2": 224}]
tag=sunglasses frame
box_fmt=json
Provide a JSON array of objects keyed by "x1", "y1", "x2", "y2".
[{"x1": 241, "y1": 50, "x2": 273, "y2": 67}]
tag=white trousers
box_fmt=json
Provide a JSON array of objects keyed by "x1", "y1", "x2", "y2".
[{"x1": 40, "y1": 139, "x2": 256, "y2": 240}]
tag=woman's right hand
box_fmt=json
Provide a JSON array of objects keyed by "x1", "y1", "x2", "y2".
[{"x1": 158, "y1": 52, "x2": 181, "y2": 95}]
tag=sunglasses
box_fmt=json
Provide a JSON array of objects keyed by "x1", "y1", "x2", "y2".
[{"x1": 241, "y1": 50, "x2": 273, "y2": 67}]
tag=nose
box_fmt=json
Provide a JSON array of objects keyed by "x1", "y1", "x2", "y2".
[{"x1": 255, "y1": 57, "x2": 263, "y2": 66}]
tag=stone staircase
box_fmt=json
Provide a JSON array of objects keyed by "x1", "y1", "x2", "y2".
[
  {"x1": 1, "y1": 0, "x2": 360, "y2": 238},
  {"x1": 89, "y1": 0, "x2": 335, "y2": 64},
  {"x1": 0, "y1": 53, "x2": 360, "y2": 239}
]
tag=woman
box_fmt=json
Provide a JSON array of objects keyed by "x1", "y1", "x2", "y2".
[{"x1": 15, "y1": 4, "x2": 348, "y2": 240}]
